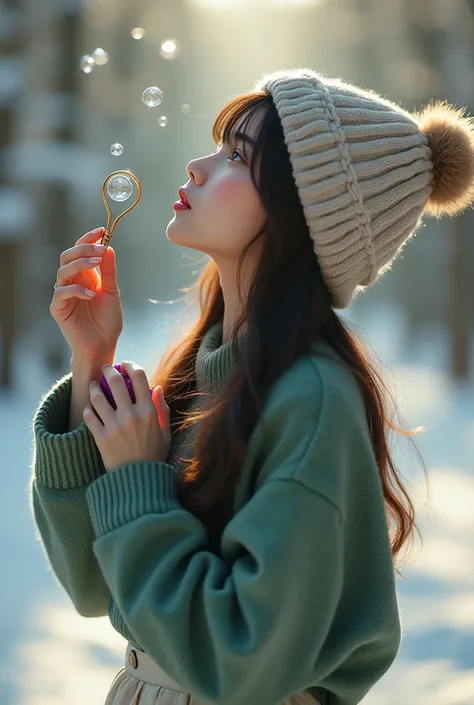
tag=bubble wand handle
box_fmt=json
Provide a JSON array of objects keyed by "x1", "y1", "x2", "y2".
[{"x1": 100, "y1": 170, "x2": 142, "y2": 248}]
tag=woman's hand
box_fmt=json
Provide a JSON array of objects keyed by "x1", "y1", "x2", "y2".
[
  {"x1": 83, "y1": 361, "x2": 171, "y2": 473},
  {"x1": 50, "y1": 227, "x2": 123, "y2": 363}
]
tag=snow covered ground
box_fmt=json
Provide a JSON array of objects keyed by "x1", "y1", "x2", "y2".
[{"x1": 1, "y1": 301, "x2": 473, "y2": 704}]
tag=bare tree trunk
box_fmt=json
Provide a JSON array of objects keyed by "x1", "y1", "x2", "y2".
[
  {"x1": 0, "y1": 1, "x2": 24, "y2": 388},
  {"x1": 449, "y1": 212, "x2": 472, "y2": 378},
  {"x1": 439, "y1": 0, "x2": 474, "y2": 379},
  {"x1": 400, "y1": 0, "x2": 473, "y2": 379},
  {"x1": 12, "y1": 0, "x2": 82, "y2": 375},
  {"x1": 398, "y1": 0, "x2": 445, "y2": 339}
]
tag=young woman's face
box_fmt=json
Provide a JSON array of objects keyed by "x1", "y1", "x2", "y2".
[{"x1": 166, "y1": 110, "x2": 267, "y2": 263}]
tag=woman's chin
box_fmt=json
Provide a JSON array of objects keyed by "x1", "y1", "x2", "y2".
[
  {"x1": 165, "y1": 218, "x2": 185, "y2": 243},
  {"x1": 166, "y1": 222, "x2": 195, "y2": 249},
  {"x1": 166, "y1": 221, "x2": 215, "y2": 255}
]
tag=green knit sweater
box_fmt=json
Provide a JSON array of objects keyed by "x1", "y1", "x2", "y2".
[{"x1": 30, "y1": 320, "x2": 401, "y2": 705}]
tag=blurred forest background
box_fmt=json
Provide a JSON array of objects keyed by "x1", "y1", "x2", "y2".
[
  {"x1": 1, "y1": 0, "x2": 474, "y2": 386},
  {"x1": 1, "y1": 1, "x2": 474, "y2": 704}
]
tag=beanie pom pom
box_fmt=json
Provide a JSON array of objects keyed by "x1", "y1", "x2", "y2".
[{"x1": 414, "y1": 101, "x2": 474, "y2": 217}]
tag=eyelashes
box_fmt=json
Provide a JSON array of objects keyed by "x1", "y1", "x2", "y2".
[
  {"x1": 229, "y1": 149, "x2": 244, "y2": 162},
  {"x1": 212, "y1": 144, "x2": 245, "y2": 163}
]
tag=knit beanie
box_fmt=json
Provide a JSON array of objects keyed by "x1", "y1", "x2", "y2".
[{"x1": 254, "y1": 68, "x2": 474, "y2": 309}]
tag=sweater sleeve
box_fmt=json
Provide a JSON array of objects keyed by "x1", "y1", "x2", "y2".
[
  {"x1": 86, "y1": 462, "x2": 344, "y2": 705},
  {"x1": 30, "y1": 373, "x2": 110, "y2": 617}
]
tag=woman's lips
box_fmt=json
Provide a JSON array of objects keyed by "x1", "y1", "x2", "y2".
[
  {"x1": 178, "y1": 188, "x2": 191, "y2": 208},
  {"x1": 173, "y1": 201, "x2": 192, "y2": 211}
]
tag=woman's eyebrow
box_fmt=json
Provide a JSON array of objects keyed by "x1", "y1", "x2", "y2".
[{"x1": 234, "y1": 131, "x2": 256, "y2": 146}]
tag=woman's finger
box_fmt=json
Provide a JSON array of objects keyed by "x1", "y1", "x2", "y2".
[
  {"x1": 75, "y1": 227, "x2": 105, "y2": 246},
  {"x1": 152, "y1": 386, "x2": 171, "y2": 434},
  {"x1": 121, "y1": 361, "x2": 152, "y2": 404},
  {"x1": 50, "y1": 284, "x2": 96, "y2": 314},
  {"x1": 89, "y1": 380, "x2": 118, "y2": 422},
  {"x1": 83, "y1": 404, "x2": 105, "y2": 439},
  {"x1": 98, "y1": 243, "x2": 120, "y2": 295},
  {"x1": 56, "y1": 256, "x2": 103, "y2": 288},
  {"x1": 159, "y1": 388, "x2": 172, "y2": 444},
  {"x1": 102, "y1": 365, "x2": 133, "y2": 409}
]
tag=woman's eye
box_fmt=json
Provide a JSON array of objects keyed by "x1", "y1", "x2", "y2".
[
  {"x1": 211, "y1": 145, "x2": 244, "y2": 162},
  {"x1": 228, "y1": 149, "x2": 243, "y2": 163}
]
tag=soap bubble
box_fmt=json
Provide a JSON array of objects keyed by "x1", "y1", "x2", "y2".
[
  {"x1": 142, "y1": 86, "x2": 163, "y2": 107},
  {"x1": 159, "y1": 39, "x2": 182, "y2": 60},
  {"x1": 161, "y1": 39, "x2": 177, "y2": 55},
  {"x1": 92, "y1": 48, "x2": 109, "y2": 66},
  {"x1": 131, "y1": 27, "x2": 146, "y2": 40},
  {"x1": 107, "y1": 174, "x2": 133, "y2": 202},
  {"x1": 181, "y1": 104, "x2": 191, "y2": 115},
  {"x1": 158, "y1": 116, "x2": 168, "y2": 127},
  {"x1": 110, "y1": 143, "x2": 124, "y2": 156},
  {"x1": 80, "y1": 55, "x2": 95, "y2": 74}
]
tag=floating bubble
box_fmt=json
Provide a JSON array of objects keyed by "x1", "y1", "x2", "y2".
[
  {"x1": 161, "y1": 39, "x2": 177, "y2": 54},
  {"x1": 110, "y1": 143, "x2": 124, "y2": 156},
  {"x1": 92, "y1": 48, "x2": 109, "y2": 66},
  {"x1": 80, "y1": 55, "x2": 95, "y2": 74},
  {"x1": 131, "y1": 27, "x2": 146, "y2": 40},
  {"x1": 142, "y1": 86, "x2": 163, "y2": 107},
  {"x1": 159, "y1": 38, "x2": 182, "y2": 60},
  {"x1": 107, "y1": 174, "x2": 133, "y2": 202},
  {"x1": 158, "y1": 116, "x2": 168, "y2": 127},
  {"x1": 181, "y1": 104, "x2": 191, "y2": 115}
]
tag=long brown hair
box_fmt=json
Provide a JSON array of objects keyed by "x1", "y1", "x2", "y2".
[{"x1": 151, "y1": 91, "x2": 428, "y2": 576}]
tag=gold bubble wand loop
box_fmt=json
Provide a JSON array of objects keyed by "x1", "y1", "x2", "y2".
[{"x1": 100, "y1": 170, "x2": 142, "y2": 248}]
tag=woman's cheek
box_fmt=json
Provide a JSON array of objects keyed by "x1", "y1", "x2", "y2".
[{"x1": 208, "y1": 184, "x2": 245, "y2": 225}]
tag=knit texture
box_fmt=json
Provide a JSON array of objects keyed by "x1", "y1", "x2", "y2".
[
  {"x1": 254, "y1": 68, "x2": 434, "y2": 308},
  {"x1": 30, "y1": 323, "x2": 401, "y2": 705}
]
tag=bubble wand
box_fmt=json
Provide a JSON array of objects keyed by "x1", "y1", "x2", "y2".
[{"x1": 97, "y1": 170, "x2": 152, "y2": 405}]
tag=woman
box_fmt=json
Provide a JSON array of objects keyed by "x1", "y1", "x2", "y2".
[{"x1": 31, "y1": 68, "x2": 474, "y2": 705}]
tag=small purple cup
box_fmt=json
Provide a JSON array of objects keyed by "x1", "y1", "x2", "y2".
[{"x1": 99, "y1": 363, "x2": 153, "y2": 410}]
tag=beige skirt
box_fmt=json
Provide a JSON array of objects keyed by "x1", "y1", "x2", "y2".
[{"x1": 105, "y1": 642, "x2": 322, "y2": 705}]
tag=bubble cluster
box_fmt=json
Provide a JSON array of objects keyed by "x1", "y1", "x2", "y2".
[
  {"x1": 107, "y1": 174, "x2": 133, "y2": 202},
  {"x1": 142, "y1": 87, "x2": 164, "y2": 107},
  {"x1": 110, "y1": 143, "x2": 124, "y2": 156},
  {"x1": 80, "y1": 48, "x2": 109, "y2": 73},
  {"x1": 132, "y1": 27, "x2": 146, "y2": 40},
  {"x1": 79, "y1": 33, "x2": 175, "y2": 162},
  {"x1": 80, "y1": 55, "x2": 95, "y2": 74}
]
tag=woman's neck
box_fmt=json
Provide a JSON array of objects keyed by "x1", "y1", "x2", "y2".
[{"x1": 219, "y1": 276, "x2": 247, "y2": 345}]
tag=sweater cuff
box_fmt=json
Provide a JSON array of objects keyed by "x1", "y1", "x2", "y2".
[
  {"x1": 33, "y1": 372, "x2": 105, "y2": 489},
  {"x1": 86, "y1": 462, "x2": 181, "y2": 538}
]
